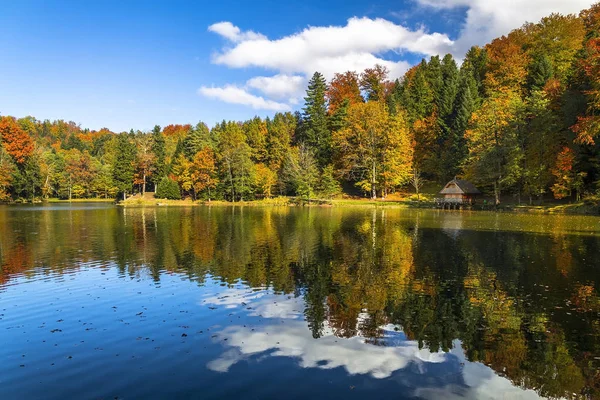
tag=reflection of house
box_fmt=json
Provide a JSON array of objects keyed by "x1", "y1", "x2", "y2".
[{"x1": 435, "y1": 178, "x2": 481, "y2": 208}]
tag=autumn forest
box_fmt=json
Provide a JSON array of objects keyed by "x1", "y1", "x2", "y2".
[{"x1": 2, "y1": 4, "x2": 600, "y2": 205}]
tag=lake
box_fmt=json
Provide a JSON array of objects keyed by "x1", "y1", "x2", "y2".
[{"x1": 1, "y1": 204, "x2": 599, "y2": 399}]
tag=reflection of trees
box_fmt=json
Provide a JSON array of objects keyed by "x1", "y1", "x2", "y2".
[{"x1": 1, "y1": 205, "x2": 599, "y2": 398}]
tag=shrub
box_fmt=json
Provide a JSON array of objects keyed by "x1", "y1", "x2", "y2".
[{"x1": 155, "y1": 177, "x2": 181, "y2": 200}]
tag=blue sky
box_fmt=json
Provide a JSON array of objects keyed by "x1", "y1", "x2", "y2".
[{"x1": 0, "y1": 0, "x2": 594, "y2": 132}]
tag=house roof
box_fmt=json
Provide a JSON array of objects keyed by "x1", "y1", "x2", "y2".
[{"x1": 439, "y1": 179, "x2": 481, "y2": 195}]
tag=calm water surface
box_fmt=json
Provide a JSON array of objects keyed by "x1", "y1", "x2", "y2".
[{"x1": 1, "y1": 204, "x2": 599, "y2": 399}]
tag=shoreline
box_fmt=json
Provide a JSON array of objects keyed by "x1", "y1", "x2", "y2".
[
  {"x1": 114, "y1": 196, "x2": 599, "y2": 215},
  {"x1": 2, "y1": 197, "x2": 597, "y2": 215}
]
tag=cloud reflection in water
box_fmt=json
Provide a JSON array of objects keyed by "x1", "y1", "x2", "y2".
[{"x1": 203, "y1": 288, "x2": 544, "y2": 399}]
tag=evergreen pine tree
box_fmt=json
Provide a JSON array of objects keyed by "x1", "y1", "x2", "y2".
[
  {"x1": 328, "y1": 98, "x2": 350, "y2": 132},
  {"x1": 318, "y1": 164, "x2": 341, "y2": 198},
  {"x1": 155, "y1": 176, "x2": 181, "y2": 200},
  {"x1": 113, "y1": 132, "x2": 136, "y2": 200},
  {"x1": 439, "y1": 54, "x2": 460, "y2": 124},
  {"x1": 170, "y1": 138, "x2": 184, "y2": 173},
  {"x1": 426, "y1": 56, "x2": 444, "y2": 101},
  {"x1": 401, "y1": 60, "x2": 434, "y2": 124},
  {"x1": 527, "y1": 54, "x2": 554, "y2": 91},
  {"x1": 463, "y1": 46, "x2": 488, "y2": 98},
  {"x1": 183, "y1": 122, "x2": 211, "y2": 160},
  {"x1": 442, "y1": 69, "x2": 479, "y2": 179},
  {"x1": 301, "y1": 72, "x2": 330, "y2": 168},
  {"x1": 151, "y1": 125, "x2": 167, "y2": 190}
]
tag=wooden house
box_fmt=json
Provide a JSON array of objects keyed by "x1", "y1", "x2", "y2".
[{"x1": 437, "y1": 178, "x2": 481, "y2": 206}]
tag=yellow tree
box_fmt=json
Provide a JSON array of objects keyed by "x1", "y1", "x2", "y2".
[
  {"x1": 464, "y1": 91, "x2": 523, "y2": 204},
  {"x1": 572, "y1": 36, "x2": 600, "y2": 145},
  {"x1": 333, "y1": 101, "x2": 412, "y2": 198},
  {"x1": 485, "y1": 33, "x2": 530, "y2": 95},
  {"x1": 171, "y1": 154, "x2": 192, "y2": 196},
  {"x1": 190, "y1": 147, "x2": 218, "y2": 201},
  {"x1": 381, "y1": 110, "x2": 414, "y2": 196},
  {"x1": 254, "y1": 163, "x2": 277, "y2": 198},
  {"x1": 526, "y1": 13, "x2": 585, "y2": 83}
]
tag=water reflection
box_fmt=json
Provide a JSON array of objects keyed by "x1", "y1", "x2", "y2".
[
  {"x1": 1, "y1": 204, "x2": 599, "y2": 399},
  {"x1": 202, "y1": 288, "x2": 543, "y2": 399}
]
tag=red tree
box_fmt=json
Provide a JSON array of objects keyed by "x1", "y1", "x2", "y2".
[{"x1": 0, "y1": 116, "x2": 34, "y2": 164}]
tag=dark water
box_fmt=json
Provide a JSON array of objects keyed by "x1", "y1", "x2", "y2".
[{"x1": 1, "y1": 204, "x2": 599, "y2": 399}]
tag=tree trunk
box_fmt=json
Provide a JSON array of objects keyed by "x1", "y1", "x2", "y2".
[
  {"x1": 43, "y1": 175, "x2": 49, "y2": 199},
  {"x1": 227, "y1": 159, "x2": 235, "y2": 202},
  {"x1": 494, "y1": 180, "x2": 500, "y2": 205},
  {"x1": 371, "y1": 161, "x2": 376, "y2": 199},
  {"x1": 142, "y1": 170, "x2": 146, "y2": 195}
]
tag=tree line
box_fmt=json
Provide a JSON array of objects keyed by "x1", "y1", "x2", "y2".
[{"x1": 2, "y1": 4, "x2": 600, "y2": 204}]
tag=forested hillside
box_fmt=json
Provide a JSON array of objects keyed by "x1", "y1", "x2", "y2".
[{"x1": 2, "y1": 4, "x2": 600, "y2": 204}]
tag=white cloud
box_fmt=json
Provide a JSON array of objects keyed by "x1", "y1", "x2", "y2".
[
  {"x1": 246, "y1": 74, "x2": 306, "y2": 102},
  {"x1": 416, "y1": 0, "x2": 594, "y2": 55},
  {"x1": 210, "y1": 17, "x2": 453, "y2": 79},
  {"x1": 208, "y1": 21, "x2": 266, "y2": 43},
  {"x1": 198, "y1": 85, "x2": 290, "y2": 111}
]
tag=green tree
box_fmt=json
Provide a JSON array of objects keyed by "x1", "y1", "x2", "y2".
[
  {"x1": 151, "y1": 125, "x2": 167, "y2": 191},
  {"x1": 462, "y1": 46, "x2": 488, "y2": 98},
  {"x1": 183, "y1": 122, "x2": 211, "y2": 160},
  {"x1": 439, "y1": 54, "x2": 460, "y2": 123},
  {"x1": 328, "y1": 98, "x2": 350, "y2": 133},
  {"x1": 112, "y1": 132, "x2": 136, "y2": 200},
  {"x1": 442, "y1": 68, "x2": 479, "y2": 179},
  {"x1": 527, "y1": 54, "x2": 554, "y2": 91},
  {"x1": 519, "y1": 90, "x2": 561, "y2": 203},
  {"x1": 401, "y1": 61, "x2": 435, "y2": 124},
  {"x1": 217, "y1": 121, "x2": 254, "y2": 201},
  {"x1": 266, "y1": 113, "x2": 296, "y2": 194},
  {"x1": 155, "y1": 176, "x2": 181, "y2": 200},
  {"x1": 242, "y1": 117, "x2": 268, "y2": 163},
  {"x1": 465, "y1": 92, "x2": 524, "y2": 205},
  {"x1": 301, "y1": 72, "x2": 330, "y2": 167},
  {"x1": 284, "y1": 144, "x2": 319, "y2": 200},
  {"x1": 318, "y1": 164, "x2": 341, "y2": 199}
]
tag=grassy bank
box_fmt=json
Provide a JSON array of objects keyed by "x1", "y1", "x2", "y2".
[
  {"x1": 111, "y1": 190, "x2": 600, "y2": 215},
  {"x1": 1, "y1": 193, "x2": 595, "y2": 215}
]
